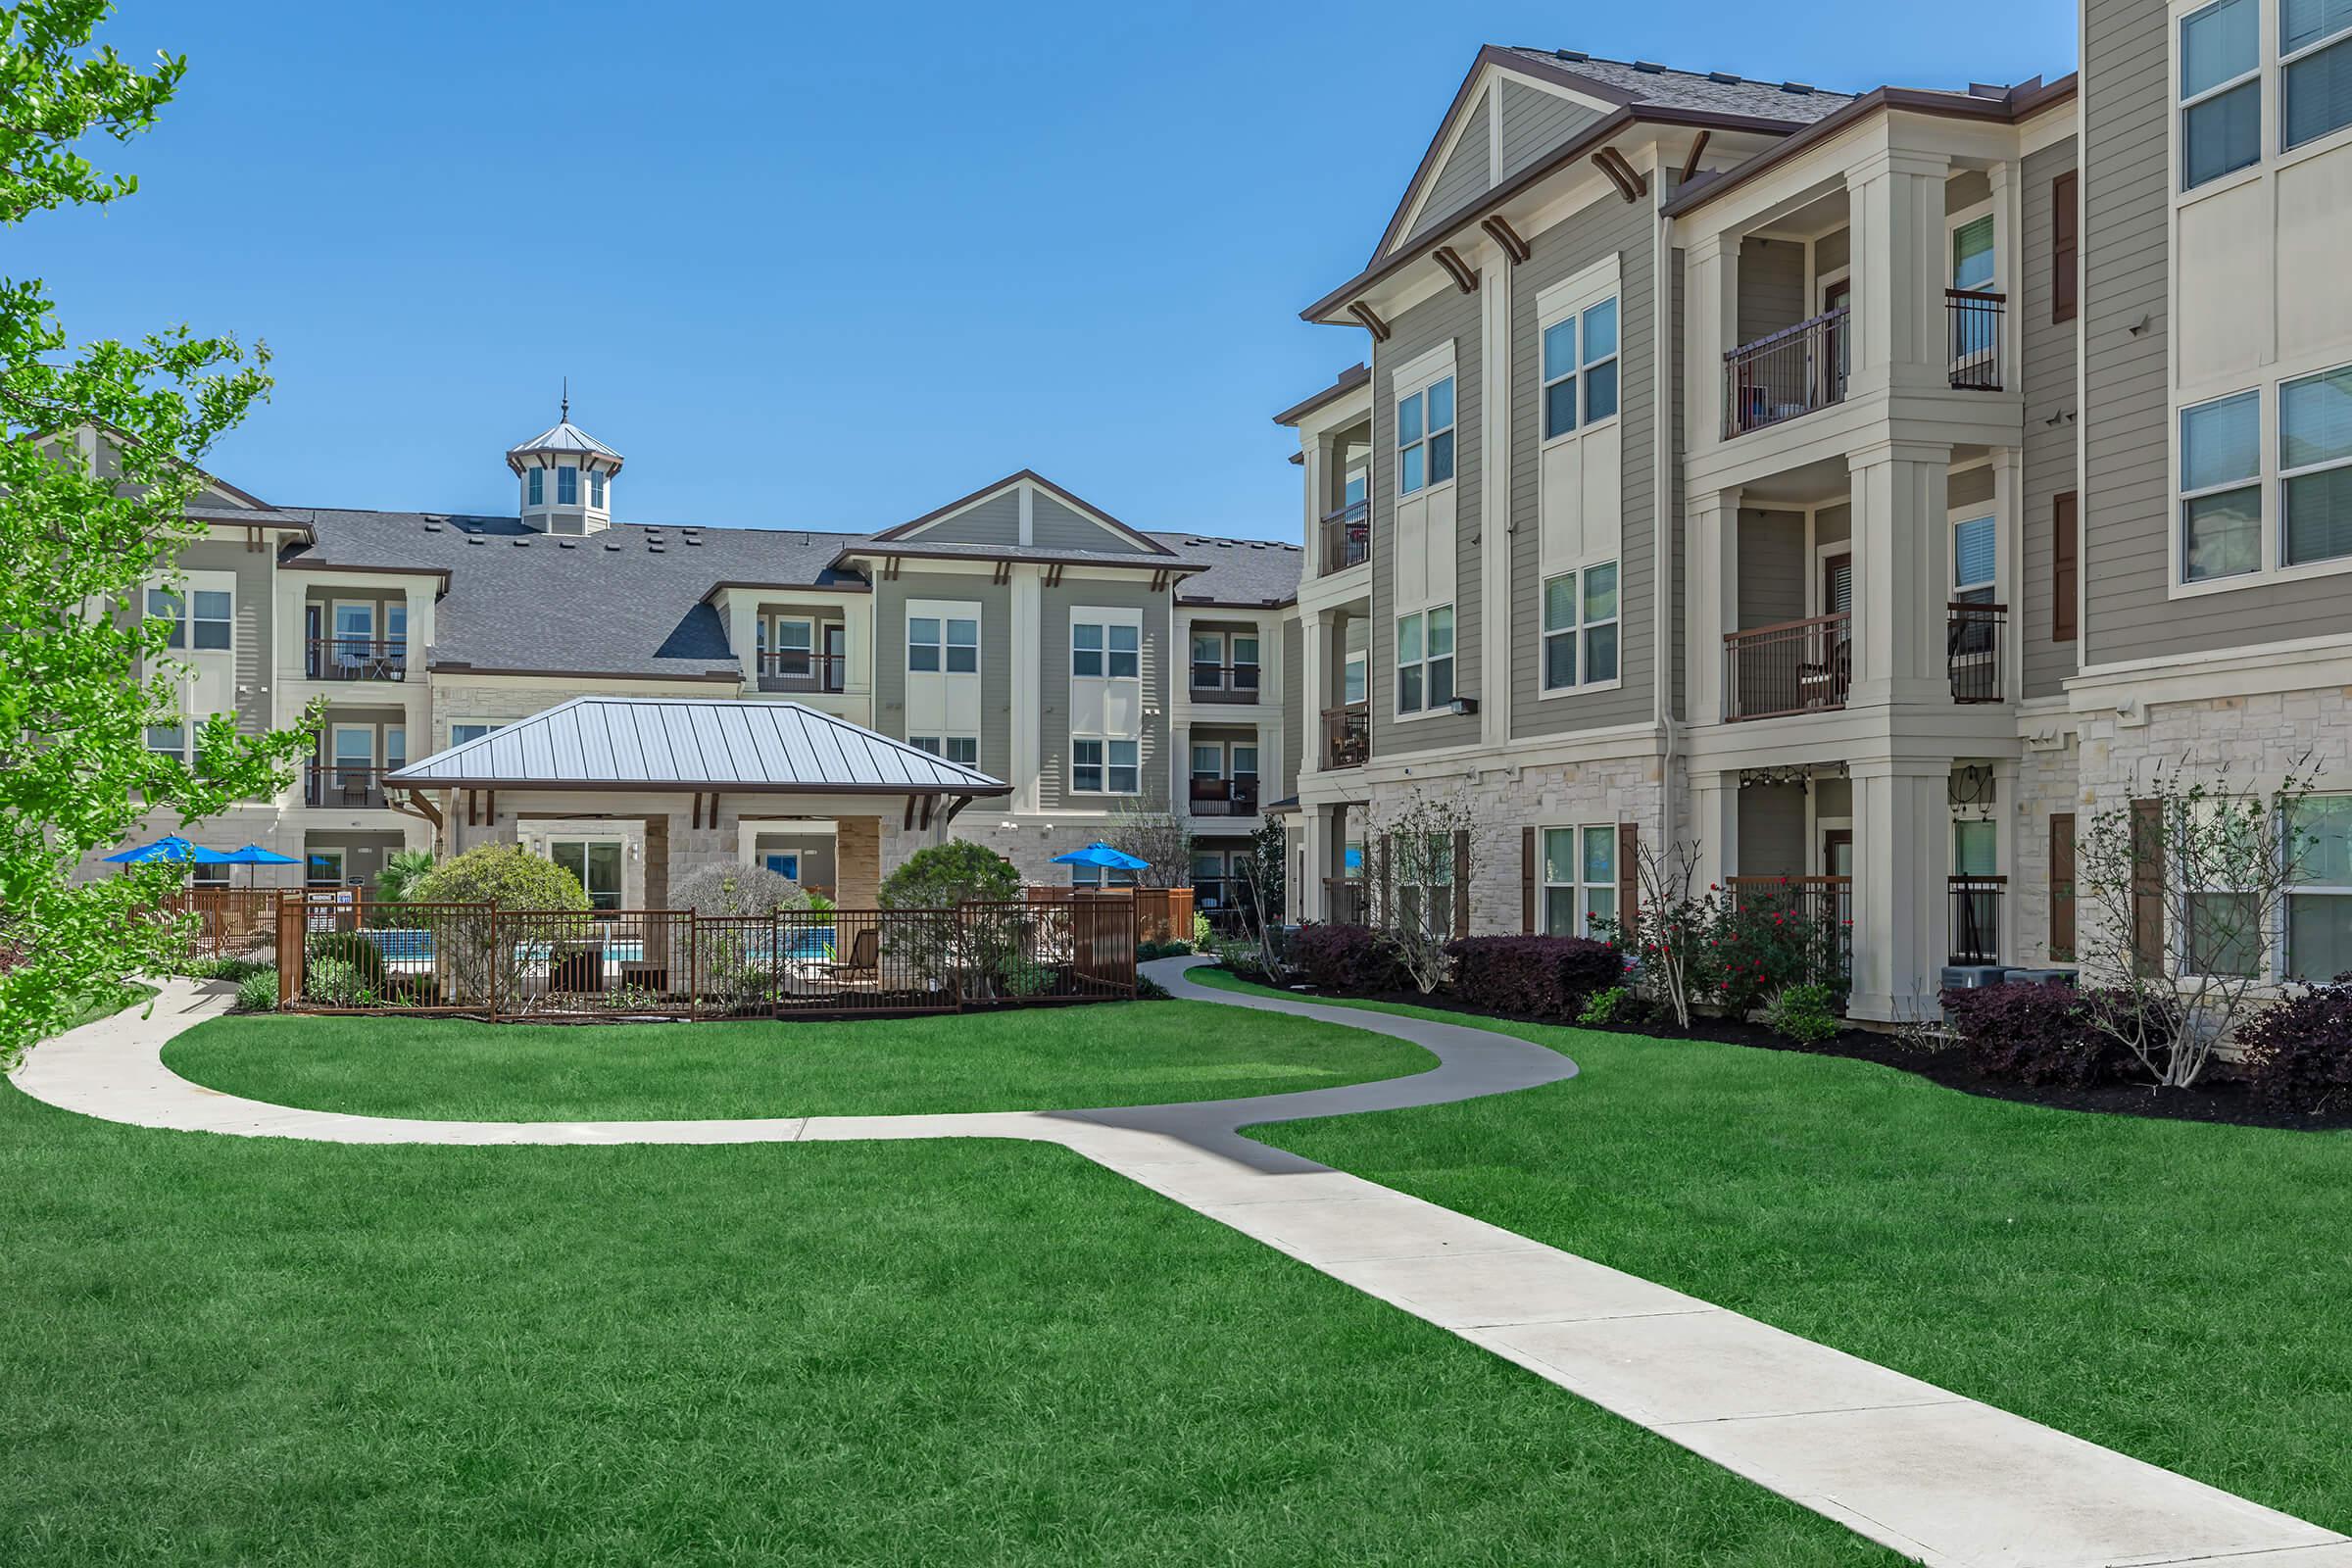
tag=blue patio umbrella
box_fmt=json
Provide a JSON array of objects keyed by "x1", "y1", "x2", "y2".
[
  {"x1": 221, "y1": 844, "x2": 302, "y2": 886},
  {"x1": 103, "y1": 835, "x2": 231, "y2": 866},
  {"x1": 1051, "y1": 842, "x2": 1151, "y2": 871}
]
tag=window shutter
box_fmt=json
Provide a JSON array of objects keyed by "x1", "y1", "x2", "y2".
[
  {"x1": 2052, "y1": 492, "x2": 2079, "y2": 643},
  {"x1": 1521, "y1": 826, "x2": 1537, "y2": 934},
  {"x1": 2049, "y1": 812, "x2": 2077, "y2": 960},
  {"x1": 1618, "y1": 822, "x2": 1640, "y2": 928},
  {"x1": 2051, "y1": 171, "x2": 2079, "y2": 324},
  {"x1": 1452, "y1": 828, "x2": 1471, "y2": 940},
  {"x1": 1377, "y1": 835, "x2": 1394, "y2": 931},
  {"x1": 2131, "y1": 799, "x2": 2164, "y2": 977}
]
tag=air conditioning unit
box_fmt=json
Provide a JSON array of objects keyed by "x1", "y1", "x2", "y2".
[
  {"x1": 1940, "y1": 964, "x2": 2012, "y2": 990},
  {"x1": 2001, "y1": 967, "x2": 2078, "y2": 987}
]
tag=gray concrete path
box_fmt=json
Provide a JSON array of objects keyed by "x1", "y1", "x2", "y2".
[{"x1": 13, "y1": 961, "x2": 2347, "y2": 1568}]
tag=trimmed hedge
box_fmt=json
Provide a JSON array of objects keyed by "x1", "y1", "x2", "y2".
[
  {"x1": 1445, "y1": 936, "x2": 1621, "y2": 1021},
  {"x1": 2238, "y1": 984, "x2": 2352, "y2": 1114},
  {"x1": 1939, "y1": 982, "x2": 2138, "y2": 1089},
  {"x1": 1287, "y1": 924, "x2": 1407, "y2": 994}
]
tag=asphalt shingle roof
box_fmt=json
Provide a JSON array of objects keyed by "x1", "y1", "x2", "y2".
[
  {"x1": 1499, "y1": 48, "x2": 1856, "y2": 123},
  {"x1": 1153, "y1": 533, "x2": 1303, "y2": 607}
]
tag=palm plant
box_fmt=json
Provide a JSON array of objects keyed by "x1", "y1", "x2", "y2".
[{"x1": 373, "y1": 849, "x2": 437, "y2": 911}]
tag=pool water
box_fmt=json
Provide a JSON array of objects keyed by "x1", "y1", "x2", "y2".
[{"x1": 356, "y1": 927, "x2": 838, "y2": 966}]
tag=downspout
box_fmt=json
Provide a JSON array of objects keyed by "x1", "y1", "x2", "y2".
[{"x1": 1653, "y1": 185, "x2": 1682, "y2": 853}]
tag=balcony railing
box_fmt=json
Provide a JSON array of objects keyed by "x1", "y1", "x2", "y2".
[
  {"x1": 1727, "y1": 874, "x2": 1852, "y2": 976},
  {"x1": 1723, "y1": 612, "x2": 1850, "y2": 721},
  {"x1": 1725, "y1": 307, "x2": 1848, "y2": 437},
  {"x1": 1947, "y1": 290, "x2": 2006, "y2": 392},
  {"x1": 1950, "y1": 874, "x2": 2005, "y2": 964},
  {"x1": 757, "y1": 650, "x2": 847, "y2": 694},
  {"x1": 1189, "y1": 776, "x2": 1261, "y2": 817},
  {"x1": 1189, "y1": 662, "x2": 1260, "y2": 704},
  {"x1": 1947, "y1": 602, "x2": 2006, "y2": 703},
  {"x1": 306, "y1": 763, "x2": 397, "y2": 809},
  {"x1": 1319, "y1": 499, "x2": 1370, "y2": 574},
  {"x1": 1322, "y1": 702, "x2": 1370, "y2": 768},
  {"x1": 307, "y1": 637, "x2": 407, "y2": 681},
  {"x1": 1323, "y1": 877, "x2": 1367, "y2": 925}
]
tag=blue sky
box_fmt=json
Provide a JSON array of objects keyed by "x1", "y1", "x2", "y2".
[{"x1": 24, "y1": 1, "x2": 2077, "y2": 541}]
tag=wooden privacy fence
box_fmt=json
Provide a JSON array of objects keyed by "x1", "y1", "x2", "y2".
[
  {"x1": 274, "y1": 895, "x2": 1138, "y2": 1020},
  {"x1": 1024, "y1": 884, "x2": 1195, "y2": 944},
  {"x1": 160, "y1": 888, "x2": 293, "y2": 961}
]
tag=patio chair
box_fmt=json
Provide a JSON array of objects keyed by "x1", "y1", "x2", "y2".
[{"x1": 820, "y1": 925, "x2": 880, "y2": 987}]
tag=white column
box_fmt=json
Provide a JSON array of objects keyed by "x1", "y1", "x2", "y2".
[
  {"x1": 1687, "y1": 486, "x2": 1740, "y2": 725},
  {"x1": 724, "y1": 593, "x2": 758, "y2": 688},
  {"x1": 1008, "y1": 565, "x2": 1041, "y2": 813},
  {"x1": 1992, "y1": 757, "x2": 2019, "y2": 965},
  {"x1": 404, "y1": 583, "x2": 436, "y2": 686},
  {"x1": 1691, "y1": 769, "x2": 1740, "y2": 893},
  {"x1": 1300, "y1": 807, "x2": 1330, "y2": 921},
  {"x1": 1298, "y1": 608, "x2": 1327, "y2": 778},
  {"x1": 1993, "y1": 445, "x2": 2024, "y2": 703},
  {"x1": 841, "y1": 597, "x2": 874, "y2": 699},
  {"x1": 1845, "y1": 148, "x2": 1953, "y2": 397},
  {"x1": 1685, "y1": 232, "x2": 1739, "y2": 452},
  {"x1": 1478, "y1": 248, "x2": 1513, "y2": 750},
  {"x1": 1170, "y1": 721, "x2": 1190, "y2": 818},
  {"x1": 1988, "y1": 159, "x2": 2021, "y2": 391},
  {"x1": 1846, "y1": 441, "x2": 1953, "y2": 709},
  {"x1": 1301, "y1": 435, "x2": 1329, "y2": 581},
  {"x1": 1848, "y1": 759, "x2": 1952, "y2": 1021}
]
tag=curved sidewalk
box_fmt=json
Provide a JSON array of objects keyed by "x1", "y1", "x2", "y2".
[{"x1": 14, "y1": 960, "x2": 2348, "y2": 1568}]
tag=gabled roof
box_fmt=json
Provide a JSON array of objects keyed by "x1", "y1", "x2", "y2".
[
  {"x1": 865, "y1": 469, "x2": 1177, "y2": 557},
  {"x1": 385, "y1": 695, "x2": 1009, "y2": 796},
  {"x1": 1272, "y1": 364, "x2": 1371, "y2": 428},
  {"x1": 1154, "y1": 533, "x2": 1303, "y2": 608},
  {"x1": 505, "y1": 418, "x2": 623, "y2": 473}
]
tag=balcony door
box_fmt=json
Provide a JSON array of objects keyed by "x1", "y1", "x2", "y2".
[
  {"x1": 1820, "y1": 276, "x2": 1850, "y2": 405},
  {"x1": 823, "y1": 623, "x2": 847, "y2": 689},
  {"x1": 330, "y1": 602, "x2": 373, "y2": 671},
  {"x1": 330, "y1": 725, "x2": 375, "y2": 807},
  {"x1": 549, "y1": 838, "x2": 624, "y2": 912}
]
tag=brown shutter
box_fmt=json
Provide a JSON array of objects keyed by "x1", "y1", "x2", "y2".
[
  {"x1": 2131, "y1": 799, "x2": 2164, "y2": 976},
  {"x1": 1618, "y1": 822, "x2": 1640, "y2": 934},
  {"x1": 2049, "y1": 812, "x2": 2077, "y2": 961},
  {"x1": 2052, "y1": 492, "x2": 2079, "y2": 643},
  {"x1": 1452, "y1": 828, "x2": 1471, "y2": 939},
  {"x1": 2052, "y1": 171, "x2": 2079, "y2": 323},
  {"x1": 1521, "y1": 826, "x2": 1538, "y2": 934},
  {"x1": 1376, "y1": 835, "x2": 1393, "y2": 930}
]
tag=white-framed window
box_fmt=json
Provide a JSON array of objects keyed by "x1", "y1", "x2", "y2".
[
  {"x1": 1540, "y1": 563, "x2": 1619, "y2": 692},
  {"x1": 385, "y1": 725, "x2": 406, "y2": 773},
  {"x1": 549, "y1": 837, "x2": 623, "y2": 912},
  {"x1": 1192, "y1": 849, "x2": 1230, "y2": 908},
  {"x1": 331, "y1": 724, "x2": 375, "y2": 773},
  {"x1": 2182, "y1": 0, "x2": 2262, "y2": 189},
  {"x1": 1395, "y1": 831, "x2": 1454, "y2": 938},
  {"x1": 761, "y1": 615, "x2": 814, "y2": 676},
  {"x1": 1952, "y1": 514, "x2": 1997, "y2": 605},
  {"x1": 1950, "y1": 211, "x2": 1996, "y2": 294},
  {"x1": 1071, "y1": 619, "x2": 1140, "y2": 679},
  {"x1": 1540, "y1": 296, "x2": 1619, "y2": 440},
  {"x1": 145, "y1": 722, "x2": 185, "y2": 760},
  {"x1": 764, "y1": 852, "x2": 802, "y2": 881},
  {"x1": 308, "y1": 847, "x2": 345, "y2": 887},
  {"x1": 2284, "y1": 0, "x2": 2352, "y2": 151},
  {"x1": 1070, "y1": 861, "x2": 1138, "y2": 890},
  {"x1": 1394, "y1": 606, "x2": 1454, "y2": 714},
  {"x1": 1070, "y1": 738, "x2": 1139, "y2": 795},
  {"x1": 590, "y1": 469, "x2": 607, "y2": 508},
  {"x1": 450, "y1": 721, "x2": 503, "y2": 746},
  {"x1": 909, "y1": 734, "x2": 979, "y2": 768},
  {"x1": 527, "y1": 467, "x2": 544, "y2": 506},
  {"x1": 557, "y1": 465, "x2": 579, "y2": 506},
  {"x1": 1343, "y1": 649, "x2": 1368, "y2": 707},
  {"x1": 908, "y1": 613, "x2": 979, "y2": 673},
  {"x1": 2282, "y1": 363, "x2": 2352, "y2": 566},
  {"x1": 2287, "y1": 794, "x2": 2352, "y2": 980},
  {"x1": 2181, "y1": 389, "x2": 2263, "y2": 582},
  {"x1": 1541, "y1": 825, "x2": 1618, "y2": 937},
  {"x1": 145, "y1": 587, "x2": 231, "y2": 652},
  {"x1": 1396, "y1": 374, "x2": 1455, "y2": 496},
  {"x1": 1189, "y1": 629, "x2": 1260, "y2": 691}
]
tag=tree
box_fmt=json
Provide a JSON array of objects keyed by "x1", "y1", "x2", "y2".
[
  {"x1": 372, "y1": 848, "x2": 437, "y2": 911},
  {"x1": 0, "y1": 2, "x2": 304, "y2": 1068},
  {"x1": 1229, "y1": 814, "x2": 1290, "y2": 976},
  {"x1": 877, "y1": 840, "x2": 1024, "y2": 1000},
  {"x1": 1101, "y1": 807, "x2": 1193, "y2": 890},
  {"x1": 671, "y1": 861, "x2": 809, "y2": 917},
  {"x1": 1362, "y1": 789, "x2": 1479, "y2": 995},
  {"x1": 1595, "y1": 837, "x2": 1708, "y2": 1030},
  {"x1": 405, "y1": 846, "x2": 590, "y2": 1010},
  {"x1": 878, "y1": 840, "x2": 1021, "y2": 909},
  {"x1": 2074, "y1": 760, "x2": 2320, "y2": 1089}
]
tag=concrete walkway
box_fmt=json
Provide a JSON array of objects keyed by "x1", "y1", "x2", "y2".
[{"x1": 15, "y1": 962, "x2": 2349, "y2": 1568}]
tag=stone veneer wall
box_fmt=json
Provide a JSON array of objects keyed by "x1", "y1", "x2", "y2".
[{"x1": 2007, "y1": 738, "x2": 2084, "y2": 968}]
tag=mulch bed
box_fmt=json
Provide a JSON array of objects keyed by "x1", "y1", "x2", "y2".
[{"x1": 1237, "y1": 974, "x2": 2352, "y2": 1133}]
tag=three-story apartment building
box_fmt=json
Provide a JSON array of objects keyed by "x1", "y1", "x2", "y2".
[{"x1": 1278, "y1": 6, "x2": 2352, "y2": 1020}]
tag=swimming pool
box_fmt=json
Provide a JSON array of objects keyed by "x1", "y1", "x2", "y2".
[{"x1": 356, "y1": 927, "x2": 838, "y2": 967}]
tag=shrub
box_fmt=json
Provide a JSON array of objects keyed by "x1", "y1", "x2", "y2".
[
  {"x1": 181, "y1": 956, "x2": 271, "y2": 983},
  {"x1": 2237, "y1": 983, "x2": 2352, "y2": 1115},
  {"x1": 1135, "y1": 974, "x2": 1173, "y2": 1002},
  {"x1": 372, "y1": 848, "x2": 438, "y2": 916},
  {"x1": 1762, "y1": 982, "x2": 1842, "y2": 1046},
  {"x1": 232, "y1": 968, "x2": 277, "y2": 1012},
  {"x1": 411, "y1": 845, "x2": 590, "y2": 910},
  {"x1": 1445, "y1": 936, "x2": 1622, "y2": 1021},
  {"x1": 1287, "y1": 923, "x2": 1407, "y2": 994},
  {"x1": 1704, "y1": 891, "x2": 1845, "y2": 1019},
  {"x1": 305, "y1": 929, "x2": 389, "y2": 992},
  {"x1": 1940, "y1": 981, "x2": 2139, "y2": 1088},
  {"x1": 1579, "y1": 986, "x2": 1640, "y2": 1027},
  {"x1": 672, "y1": 862, "x2": 809, "y2": 917},
  {"x1": 303, "y1": 956, "x2": 378, "y2": 1008},
  {"x1": 879, "y1": 840, "x2": 1021, "y2": 910},
  {"x1": 1136, "y1": 939, "x2": 1194, "y2": 961}
]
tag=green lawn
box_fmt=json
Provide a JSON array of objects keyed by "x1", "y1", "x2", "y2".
[
  {"x1": 161, "y1": 1000, "x2": 1434, "y2": 1120},
  {"x1": 1192, "y1": 968, "x2": 2352, "y2": 1537},
  {"x1": 0, "y1": 1084, "x2": 1888, "y2": 1566}
]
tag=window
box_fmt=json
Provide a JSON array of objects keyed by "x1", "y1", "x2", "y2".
[
  {"x1": 451, "y1": 721, "x2": 503, "y2": 745},
  {"x1": 2282, "y1": 364, "x2": 2352, "y2": 565},
  {"x1": 764, "y1": 853, "x2": 802, "y2": 882},
  {"x1": 1189, "y1": 630, "x2": 1260, "y2": 690},
  {"x1": 765, "y1": 617, "x2": 814, "y2": 676},
  {"x1": 2286, "y1": 0, "x2": 2352, "y2": 150},
  {"x1": 1397, "y1": 375, "x2": 1454, "y2": 495},
  {"x1": 145, "y1": 722, "x2": 185, "y2": 760},
  {"x1": 2182, "y1": 391, "x2": 2263, "y2": 581},
  {"x1": 550, "y1": 838, "x2": 623, "y2": 912},
  {"x1": 385, "y1": 725, "x2": 406, "y2": 772},
  {"x1": 144, "y1": 588, "x2": 230, "y2": 651},
  {"x1": 1541, "y1": 297, "x2": 1620, "y2": 440},
  {"x1": 1070, "y1": 861, "x2": 1137, "y2": 890},
  {"x1": 1951, "y1": 215, "x2": 1996, "y2": 294},
  {"x1": 1540, "y1": 564, "x2": 1619, "y2": 691},
  {"x1": 527, "y1": 467, "x2": 544, "y2": 506},
  {"x1": 1192, "y1": 850, "x2": 1229, "y2": 909},
  {"x1": 1343, "y1": 649, "x2": 1368, "y2": 707},
  {"x1": 1394, "y1": 606, "x2": 1454, "y2": 714},
  {"x1": 908, "y1": 615, "x2": 979, "y2": 673},
  {"x1": 1394, "y1": 832, "x2": 1455, "y2": 938},
  {"x1": 1072, "y1": 619, "x2": 1139, "y2": 679},
  {"x1": 590, "y1": 469, "x2": 607, "y2": 508},
  {"x1": 1541, "y1": 826, "x2": 1617, "y2": 937},
  {"x1": 2287, "y1": 795, "x2": 2352, "y2": 980},
  {"x1": 2053, "y1": 492, "x2": 2080, "y2": 641},
  {"x1": 557, "y1": 465, "x2": 579, "y2": 505},
  {"x1": 1953, "y1": 515, "x2": 1997, "y2": 605},
  {"x1": 2051, "y1": 171, "x2": 2080, "y2": 323},
  {"x1": 332, "y1": 726, "x2": 374, "y2": 772},
  {"x1": 910, "y1": 734, "x2": 978, "y2": 767},
  {"x1": 146, "y1": 588, "x2": 182, "y2": 648},
  {"x1": 1071, "y1": 738, "x2": 1138, "y2": 795},
  {"x1": 2182, "y1": 0, "x2": 2261, "y2": 189},
  {"x1": 309, "y1": 847, "x2": 344, "y2": 888}
]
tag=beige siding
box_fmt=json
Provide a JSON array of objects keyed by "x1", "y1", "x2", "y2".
[
  {"x1": 911, "y1": 489, "x2": 1021, "y2": 547},
  {"x1": 177, "y1": 539, "x2": 274, "y2": 735},
  {"x1": 1497, "y1": 78, "x2": 1602, "y2": 182},
  {"x1": 2022, "y1": 137, "x2": 2082, "y2": 700},
  {"x1": 1406, "y1": 88, "x2": 1490, "y2": 243},
  {"x1": 1737, "y1": 233, "x2": 1806, "y2": 344},
  {"x1": 872, "y1": 571, "x2": 1012, "y2": 783},
  {"x1": 1031, "y1": 492, "x2": 1152, "y2": 554},
  {"x1": 1738, "y1": 783, "x2": 1807, "y2": 877},
  {"x1": 1738, "y1": 510, "x2": 1806, "y2": 628},
  {"x1": 1036, "y1": 577, "x2": 1171, "y2": 810},
  {"x1": 1509, "y1": 191, "x2": 1659, "y2": 738}
]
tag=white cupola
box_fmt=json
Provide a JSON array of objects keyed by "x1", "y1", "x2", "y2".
[{"x1": 506, "y1": 390, "x2": 622, "y2": 535}]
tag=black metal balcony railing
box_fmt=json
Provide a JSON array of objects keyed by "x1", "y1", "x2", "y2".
[
  {"x1": 1950, "y1": 874, "x2": 2005, "y2": 964},
  {"x1": 1190, "y1": 662, "x2": 1261, "y2": 704},
  {"x1": 1725, "y1": 307, "x2": 1848, "y2": 437},
  {"x1": 1727, "y1": 875, "x2": 1853, "y2": 977},
  {"x1": 1723, "y1": 612, "x2": 1850, "y2": 721},
  {"x1": 1319, "y1": 499, "x2": 1370, "y2": 574},
  {"x1": 306, "y1": 763, "x2": 395, "y2": 809},
  {"x1": 1189, "y1": 776, "x2": 1261, "y2": 817},
  {"x1": 1322, "y1": 702, "x2": 1370, "y2": 768},
  {"x1": 1947, "y1": 290, "x2": 2006, "y2": 391},
  {"x1": 1947, "y1": 602, "x2": 2007, "y2": 704},
  {"x1": 757, "y1": 650, "x2": 847, "y2": 694},
  {"x1": 307, "y1": 637, "x2": 406, "y2": 681},
  {"x1": 1323, "y1": 877, "x2": 1367, "y2": 925}
]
